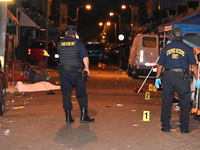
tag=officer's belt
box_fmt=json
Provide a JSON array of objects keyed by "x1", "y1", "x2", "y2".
[
  {"x1": 63, "y1": 65, "x2": 82, "y2": 72},
  {"x1": 165, "y1": 68, "x2": 189, "y2": 73}
]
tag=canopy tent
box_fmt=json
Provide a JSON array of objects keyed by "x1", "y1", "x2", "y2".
[
  {"x1": 158, "y1": 8, "x2": 200, "y2": 34},
  {"x1": 158, "y1": 8, "x2": 200, "y2": 47}
]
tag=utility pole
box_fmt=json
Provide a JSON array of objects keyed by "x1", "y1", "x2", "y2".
[
  {"x1": 43, "y1": 0, "x2": 50, "y2": 68},
  {"x1": 45, "y1": 0, "x2": 50, "y2": 53},
  {"x1": 0, "y1": 2, "x2": 7, "y2": 72}
]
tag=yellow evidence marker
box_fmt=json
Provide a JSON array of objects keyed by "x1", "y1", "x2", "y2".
[
  {"x1": 148, "y1": 84, "x2": 153, "y2": 91},
  {"x1": 145, "y1": 92, "x2": 150, "y2": 100},
  {"x1": 143, "y1": 111, "x2": 150, "y2": 121},
  {"x1": 153, "y1": 85, "x2": 157, "y2": 92}
]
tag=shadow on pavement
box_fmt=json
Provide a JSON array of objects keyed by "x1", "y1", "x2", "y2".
[{"x1": 54, "y1": 123, "x2": 97, "y2": 148}]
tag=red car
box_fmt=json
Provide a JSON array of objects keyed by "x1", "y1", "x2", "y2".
[{"x1": 28, "y1": 40, "x2": 56, "y2": 64}]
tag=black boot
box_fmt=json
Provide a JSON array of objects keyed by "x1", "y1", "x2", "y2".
[
  {"x1": 80, "y1": 108, "x2": 95, "y2": 123},
  {"x1": 65, "y1": 110, "x2": 74, "y2": 123}
]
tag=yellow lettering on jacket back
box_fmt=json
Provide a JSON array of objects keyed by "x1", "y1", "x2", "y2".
[{"x1": 61, "y1": 42, "x2": 75, "y2": 46}]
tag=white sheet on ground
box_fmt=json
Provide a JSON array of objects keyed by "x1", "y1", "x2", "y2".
[{"x1": 15, "y1": 81, "x2": 61, "y2": 92}]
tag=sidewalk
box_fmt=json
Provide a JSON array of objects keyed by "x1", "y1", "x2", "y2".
[{"x1": 6, "y1": 82, "x2": 18, "y2": 94}]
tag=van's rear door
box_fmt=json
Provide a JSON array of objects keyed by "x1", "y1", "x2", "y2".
[{"x1": 136, "y1": 35, "x2": 158, "y2": 68}]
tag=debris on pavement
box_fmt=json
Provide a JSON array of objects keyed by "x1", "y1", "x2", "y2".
[
  {"x1": 22, "y1": 97, "x2": 32, "y2": 106},
  {"x1": 127, "y1": 145, "x2": 132, "y2": 148},
  {"x1": 47, "y1": 90, "x2": 56, "y2": 95},
  {"x1": 2, "y1": 127, "x2": 10, "y2": 136},
  {"x1": 174, "y1": 106, "x2": 180, "y2": 112},
  {"x1": 117, "y1": 104, "x2": 123, "y2": 106},
  {"x1": 134, "y1": 86, "x2": 146, "y2": 93},
  {"x1": 12, "y1": 106, "x2": 25, "y2": 109},
  {"x1": 132, "y1": 124, "x2": 138, "y2": 127}
]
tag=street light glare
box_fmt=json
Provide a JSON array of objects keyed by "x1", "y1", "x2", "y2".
[
  {"x1": 85, "y1": 5, "x2": 91, "y2": 10},
  {"x1": 121, "y1": 5, "x2": 126, "y2": 9},
  {"x1": 109, "y1": 12, "x2": 114, "y2": 16},
  {"x1": 99, "y1": 22, "x2": 103, "y2": 26},
  {"x1": 106, "y1": 22, "x2": 111, "y2": 26}
]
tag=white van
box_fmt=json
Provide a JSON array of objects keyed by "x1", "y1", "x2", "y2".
[{"x1": 127, "y1": 34, "x2": 159, "y2": 78}]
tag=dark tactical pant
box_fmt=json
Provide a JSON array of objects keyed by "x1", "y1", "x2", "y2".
[
  {"x1": 161, "y1": 70, "x2": 191, "y2": 131},
  {"x1": 58, "y1": 66, "x2": 88, "y2": 111}
]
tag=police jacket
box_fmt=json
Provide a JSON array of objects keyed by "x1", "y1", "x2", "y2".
[
  {"x1": 158, "y1": 40, "x2": 196, "y2": 70},
  {"x1": 57, "y1": 36, "x2": 88, "y2": 69}
]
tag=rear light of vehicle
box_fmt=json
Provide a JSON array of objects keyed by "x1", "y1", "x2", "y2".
[
  {"x1": 136, "y1": 50, "x2": 144, "y2": 63},
  {"x1": 139, "y1": 50, "x2": 144, "y2": 63},
  {"x1": 28, "y1": 48, "x2": 31, "y2": 55}
]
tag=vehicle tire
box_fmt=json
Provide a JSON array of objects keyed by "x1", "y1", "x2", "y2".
[
  {"x1": 22, "y1": 62, "x2": 31, "y2": 70},
  {"x1": 127, "y1": 66, "x2": 132, "y2": 77},
  {"x1": 132, "y1": 74, "x2": 138, "y2": 79},
  {"x1": 0, "y1": 71, "x2": 6, "y2": 116}
]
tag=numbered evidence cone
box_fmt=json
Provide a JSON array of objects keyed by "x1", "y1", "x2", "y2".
[
  {"x1": 153, "y1": 85, "x2": 157, "y2": 92},
  {"x1": 145, "y1": 92, "x2": 150, "y2": 100},
  {"x1": 143, "y1": 111, "x2": 150, "y2": 121},
  {"x1": 98, "y1": 62, "x2": 102, "y2": 68},
  {"x1": 148, "y1": 84, "x2": 153, "y2": 91}
]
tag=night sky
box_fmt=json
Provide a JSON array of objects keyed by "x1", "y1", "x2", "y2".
[{"x1": 59, "y1": 0, "x2": 149, "y2": 42}]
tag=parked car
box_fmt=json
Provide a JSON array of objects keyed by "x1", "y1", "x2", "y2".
[
  {"x1": 48, "y1": 47, "x2": 59, "y2": 66},
  {"x1": 105, "y1": 44, "x2": 130, "y2": 68},
  {"x1": 105, "y1": 43, "x2": 120, "y2": 64},
  {"x1": 85, "y1": 42, "x2": 105, "y2": 61},
  {"x1": 0, "y1": 71, "x2": 6, "y2": 116},
  {"x1": 28, "y1": 40, "x2": 58, "y2": 66}
]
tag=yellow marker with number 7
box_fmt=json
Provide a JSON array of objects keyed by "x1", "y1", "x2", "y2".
[
  {"x1": 143, "y1": 111, "x2": 150, "y2": 121},
  {"x1": 148, "y1": 84, "x2": 153, "y2": 91}
]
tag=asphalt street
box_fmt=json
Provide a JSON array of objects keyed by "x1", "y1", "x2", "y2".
[{"x1": 1, "y1": 62, "x2": 200, "y2": 150}]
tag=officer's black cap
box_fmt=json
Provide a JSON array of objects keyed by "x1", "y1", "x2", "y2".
[
  {"x1": 66, "y1": 25, "x2": 77, "y2": 35},
  {"x1": 172, "y1": 27, "x2": 182, "y2": 40}
]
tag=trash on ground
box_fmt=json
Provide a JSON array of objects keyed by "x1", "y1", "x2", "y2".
[
  {"x1": 106, "y1": 105, "x2": 112, "y2": 108},
  {"x1": 22, "y1": 97, "x2": 32, "y2": 106},
  {"x1": 117, "y1": 104, "x2": 123, "y2": 106},
  {"x1": 174, "y1": 106, "x2": 180, "y2": 111},
  {"x1": 132, "y1": 124, "x2": 138, "y2": 127},
  {"x1": 174, "y1": 122, "x2": 180, "y2": 125},
  {"x1": 2, "y1": 127, "x2": 10, "y2": 136},
  {"x1": 47, "y1": 90, "x2": 55, "y2": 95},
  {"x1": 12, "y1": 106, "x2": 25, "y2": 109},
  {"x1": 134, "y1": 86, "x2": 146, "y2": 93}
]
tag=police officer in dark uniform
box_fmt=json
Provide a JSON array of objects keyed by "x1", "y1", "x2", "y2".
[
  {"x1": 57, "y1": 25, "x2": 95, "y2": 123},
  {"x1": 155, "y1": 27, "x2": 200, "y2": 133}
]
